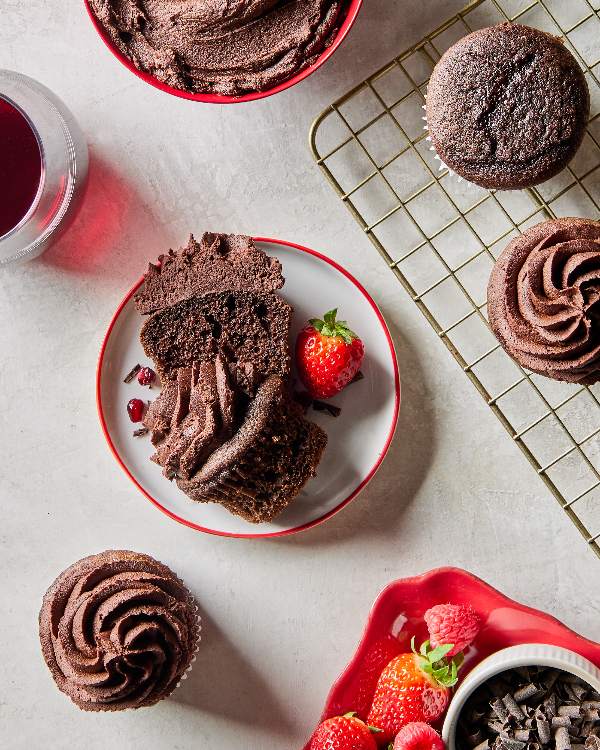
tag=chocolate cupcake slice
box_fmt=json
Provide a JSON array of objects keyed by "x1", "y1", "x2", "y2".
[
  {"x1": 39, "y1": 551, "x2": 199, "y2": 711},
  {"x1": 177, "y1": 375, "x2": 328, "y2": 524},
  {"x1": 140, "y1": 289, "x2": 292, "y2": 393},
  {"x1": 134, "y1": 233, "x2": 285, "y2": 315},
  {"x1": 426, "y1": 23, "x2": 589, "y2": 190},
  {"x1": 487, "y1": 218, "x2": 600, "y2": 383},
  {"x1": 145, "y1": 355, "x2": 240, "y2": 480}
]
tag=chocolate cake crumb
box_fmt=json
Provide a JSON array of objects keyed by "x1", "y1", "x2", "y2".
[
  {"x1": 124, "y1": 364, "x2": 141, "y2": 383},
  {"x1": 133, "y1": 428, "x2": 149, "y2": 437}
]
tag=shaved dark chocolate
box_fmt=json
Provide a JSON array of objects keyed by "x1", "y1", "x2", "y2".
[
  {"x1": 124, "y1": 363, "x2": 141, "y2": 383},
  {"x1": 515, "y1": 685, "x2": 541, "y2": 702},
  {"x1": 312, "y1": 400, "x2": 341, "y2": 417},
  {"x1": 348, "y1": 370, "x2": 365, "y2": 385},
  {"x1": 556, "y1": 726, "x2": 572, "y2": 750},
  {"x1": 456, "y1": 668, "x2": 600, "y2": 750},
  {"x1": 293, "y1": 391, "x2": 313, "y2": 414}
]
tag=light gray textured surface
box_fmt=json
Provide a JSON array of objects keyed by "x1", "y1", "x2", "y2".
[{"x1": 1, "y1": 1, "x2": 599, "y2": 748}]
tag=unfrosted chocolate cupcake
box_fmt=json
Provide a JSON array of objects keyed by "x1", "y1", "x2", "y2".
[
  {"x1": 487, "y1": 218, "x2": 600, "y2": 383},
  {"x1": 426, "y1": 23, "x2": 589, "y2": 190},
  {"x1": 39, "y1": 550, "x2": 199, "y2": 711}
]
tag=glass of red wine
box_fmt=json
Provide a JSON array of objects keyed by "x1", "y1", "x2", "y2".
[{"x1": 0, "y1": 70, "x2": 88, "y2": 266}]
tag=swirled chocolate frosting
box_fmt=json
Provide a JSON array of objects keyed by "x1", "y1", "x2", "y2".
[
  {"x1": 487, "y1": 218, "x2": 600, "y2": 383},
  {"x1": 39, "y1": 550, "x2": 199, "y2": 711}
]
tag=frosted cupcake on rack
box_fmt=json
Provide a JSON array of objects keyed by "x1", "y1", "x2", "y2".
[
  {"x1": 425, "y1": 23, "x2": 589, "y2": 190},
  {"x1": 487, "y1": 218, "x2": 600, "y2": 384},
  {"x1": 39, "y1": 550, "x2": 199, "y2": 711}
]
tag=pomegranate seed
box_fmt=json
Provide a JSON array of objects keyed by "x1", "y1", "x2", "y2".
[
  {"x1": 127, "y1": 398, "x2": 146, "y2": 423},
  {"x1": 137, "y1": 367, "x2": 156, "y2": 386}
]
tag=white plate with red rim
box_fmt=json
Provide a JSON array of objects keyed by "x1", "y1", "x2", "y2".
[{"x1": 96, "y1": 238, "x2": 400, "y2": 538}]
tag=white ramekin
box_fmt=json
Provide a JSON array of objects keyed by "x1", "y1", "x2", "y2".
[{"x1": 442, "y1": 644, "x2": 600, "y2": 750}]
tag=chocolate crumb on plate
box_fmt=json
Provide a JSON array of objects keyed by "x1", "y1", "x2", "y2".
[
  {"x1": 124, "y1": 363, "x2": 141, "y2": 383},
  {"x1": 133, "y1": 428, "x2": 149, "y2": 437}
]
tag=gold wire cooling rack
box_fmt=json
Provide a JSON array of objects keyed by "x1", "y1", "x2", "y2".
[{"x1": 309, "y1": 0, "x2": 600, "y2": 558}]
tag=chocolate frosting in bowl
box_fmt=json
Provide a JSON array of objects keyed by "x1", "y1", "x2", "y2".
[
  {"x1": 87, "y1": 0, "x2": 347, "y2": 96},
  {"x1": 487, "y1": 218, "x2": 600, "y2": 383},
  {"x1": 39, "y1": 550, "x2": 199, "y2": 711}
]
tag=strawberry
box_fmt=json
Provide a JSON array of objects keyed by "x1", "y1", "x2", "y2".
[
  {"x1": 336, "y1": 635, "x2": 405, "y2": 721},
  {"x1": 423, "y1": 604, "x2": 479, "y2": 659},
  {"x1": 393, "y1": 722, "x2": 445, "y2": 750},
  {"x1": 367, "y1": 641, "x2": 461, "y2": 745},
  {"x1": 311, "y1": 712, "x2": 379, "y2": 750},
  {"x1": 295, "y1": 309, "x2": 364, "y2": 399}
]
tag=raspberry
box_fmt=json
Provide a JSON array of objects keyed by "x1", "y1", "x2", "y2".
[
  {"x1": 424, "y1": 604, "x2": 479, "y2": 658},
  {"x1": 393, "y1": 722, "x2": 444, "y2": 750}
]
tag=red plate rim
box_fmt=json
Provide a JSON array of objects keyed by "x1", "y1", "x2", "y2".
[
  {"x1": 96, "y1": 236, "x2": 400, "y2": 538},
  {"x1": 84, "y1": 0, "x2": 363, "y2": 104},
  {"x1": 302, "y1": 566, "x2": 600, "y2": 749}
]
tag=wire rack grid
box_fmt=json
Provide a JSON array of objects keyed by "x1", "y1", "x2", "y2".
[{"x1": 309, "y1": 0, "x2": 600, "y2": 558}]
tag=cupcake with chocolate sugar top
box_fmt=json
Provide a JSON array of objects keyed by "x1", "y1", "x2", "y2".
[{"x1": 426, "y1": 23, "x2": 589, "y2": 190}]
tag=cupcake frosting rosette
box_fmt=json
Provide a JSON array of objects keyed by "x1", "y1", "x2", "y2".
[
  {"x1": 39, "y1": 550, "x2": 200, "y2": 711},
  {"x1": 487, "y1": 218, "x2": 600, "y2": 384}
]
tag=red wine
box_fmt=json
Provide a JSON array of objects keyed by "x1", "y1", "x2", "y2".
[{"x1": 0, "y1": 97, "x2": 42, "y2": 237}]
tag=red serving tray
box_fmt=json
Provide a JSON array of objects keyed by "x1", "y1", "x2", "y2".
[{"x1": 302, "y1": 567, "x2": 600, "y2": 749}]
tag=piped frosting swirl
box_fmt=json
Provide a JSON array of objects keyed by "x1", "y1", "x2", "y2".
[
  {"x1": 487, "y1": 218, "x2": 600, "y2": 383},
  {"x1": 39, "y1": 550, "x2": 199, "y2": 711}
]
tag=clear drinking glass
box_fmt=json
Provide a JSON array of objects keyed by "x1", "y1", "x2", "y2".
[{"x1": 0, "y1": 70, "x2": 89, "y2": 266}]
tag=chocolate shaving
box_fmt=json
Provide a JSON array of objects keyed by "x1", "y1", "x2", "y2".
[
  {"x1": 515, "y1": 685, "x2": 541, "y2": 702},
  {"x1": 556, "y1": 726, "x2": 572, "y2": 750},
  {"x1": 312, "y1": 400, "x2": 341, "y2": 417},
  {"x1": 133, "y1": 427, "x2": 149, "y2": 437},
  {"x1": 537, "y1": 718, "x2": 551, "y2": 744},
  {"x1": 515, "y1": 731, "x2": 531, "y2": 742},
  {"x1": 553, "y1": 717, "x2": 572, "y2": 728},
  {"x1": 492, "y1": 699, "x2": 511, "y2": 723},
  {"x1": 348, "y1": 370, "x2": 365, "y2": 385},
  {"x1": 124, "y1": 363, "x2": 141, "y2": 383},
  {"x1": 293, "y1": 391, "x2": 313, "y2": 414},
  {"x1": 585, "y1": 736, "x2": 600, "y2": 750},
  {"x1": 503, "y1": 695, "x2": 526, "y2": 721}
]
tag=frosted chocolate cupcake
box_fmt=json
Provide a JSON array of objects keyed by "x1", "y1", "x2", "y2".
[
  {"x1": 487, "y1": 218, "x2": 600, "y2": 383},
  {"x1": 426, "y1": 23, "x2": 589, "y2": 190},
  {"x1": 39, "y1": 550, "x2": 199, "y2": 711}
]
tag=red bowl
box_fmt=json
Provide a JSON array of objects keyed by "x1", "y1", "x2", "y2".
[
  {"x1": 84, "y1": 1, "x2": 363, "y2": 103},
  {"x1": 302, "y1": 567, "x2": 600, "y2": 749}
]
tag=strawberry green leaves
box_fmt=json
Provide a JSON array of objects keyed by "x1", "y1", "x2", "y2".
[
  {"x1": 410, "y1": 637, "x2": 463, "y2": 687},
  {"x1": 309, "y1": 308, "x2": 359, "y2": 344}
]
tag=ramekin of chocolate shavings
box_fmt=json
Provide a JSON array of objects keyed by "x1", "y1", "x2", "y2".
[{"x1": 453, "y1": 665, "x2": 600, "y2": 750}]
